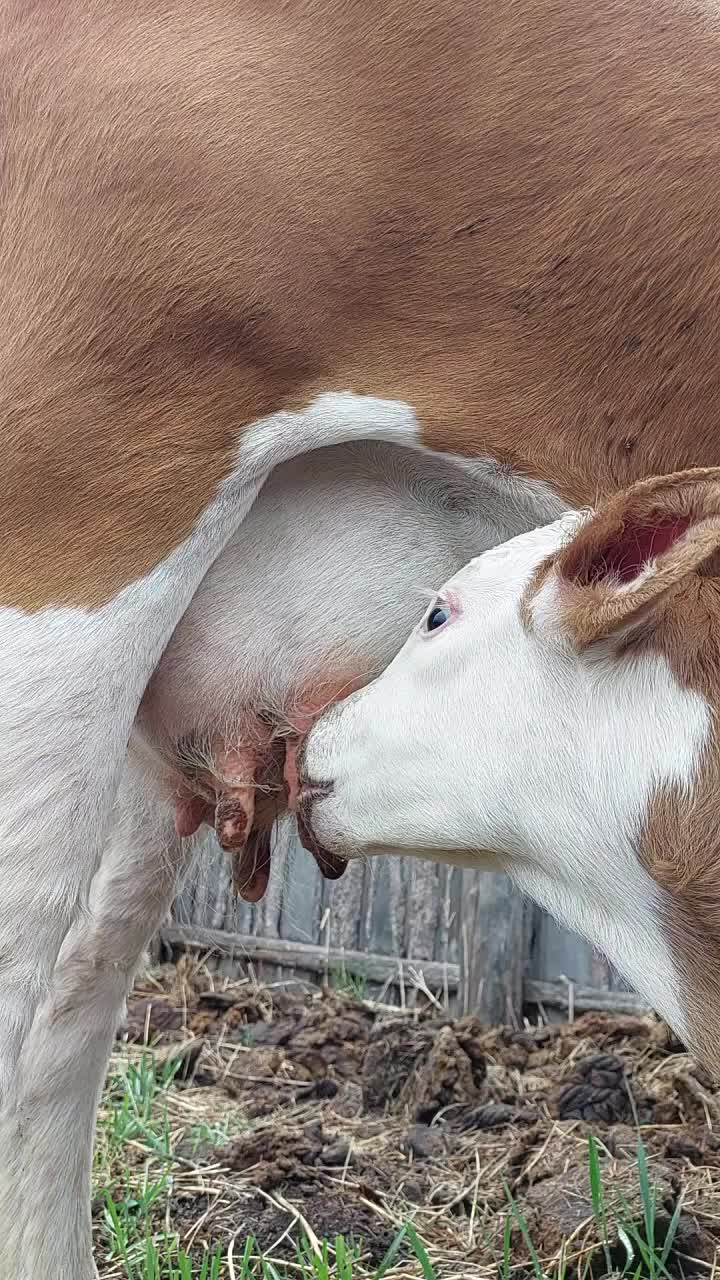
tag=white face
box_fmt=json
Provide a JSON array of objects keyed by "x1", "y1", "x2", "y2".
[{"x1": 300, "y1": 513, "x2": 710, "y2": 1043}]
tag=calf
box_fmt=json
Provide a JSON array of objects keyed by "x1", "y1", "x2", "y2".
[{"x1": 299, "y1": 468, "x2": 720, "y2": 1068}]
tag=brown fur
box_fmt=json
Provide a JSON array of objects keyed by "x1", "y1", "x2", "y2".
[
  {"x1": 525, "y1": 469, "x2": 720, "y2": 1060},
  {"x1": 4, "y1": 0, "x2": 720, "y2": 608}
]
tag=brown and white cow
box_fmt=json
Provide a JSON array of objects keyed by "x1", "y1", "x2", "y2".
[{"x1": 3, "y1": 0, "x2": 720, "y2": 1275}]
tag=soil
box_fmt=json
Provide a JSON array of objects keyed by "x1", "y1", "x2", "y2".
[{"x1": 105, "y1": 960, "x2": 720, "y2": 1276}]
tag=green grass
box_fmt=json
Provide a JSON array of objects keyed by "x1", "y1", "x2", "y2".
[
  {"x1": 327, "y1": 965, "x2": 368, "y2": 1001},
  {"x1": 612, "y1": 1137, "x2": 684, "y2": 1280},
  {"x1": 95, "y1": 1044, "x2": 686, "y2": 1280},
  {"x1": 497, "y1": 1132, "x2": 683, "y2": 1280},
  {"x1": 94, "y1": 1045, "x2": 437, "y2": 1278}
]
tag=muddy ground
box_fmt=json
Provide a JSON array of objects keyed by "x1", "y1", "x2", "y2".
[{"x1": 101, "y1": 957, "x2": 720, "y2": 1276}]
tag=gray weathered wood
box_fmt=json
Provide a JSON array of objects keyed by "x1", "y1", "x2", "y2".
[
  {"x1": 161, "y1": 923, "x2": 460, "y2": 991},
  {"x1": 405, "y1": 859, "x2": 441, "y2": 960},
  {"x1": 361, "y1": 857, "x2": 395, "y2": 956},
  {"x1": 169, "y1": 821, "x2": 643, "y2": 1019},
  {"x1": 532, "y1": 913, "x2": 598, "y2": 987},
  {"x1": 160, "y1": 921, "x2": 652, "y2": 1019},
  {"x1": 524, "y1": 979, "x2": 652, "y2": 1016},
  {"x1": 460, "y1": 868, "x2": 532, "y2": 1024},
  {"x1": 324, "y1": 858, "x2": 365, "y2": 952},
  {"x1": 387, "y1": 858, "x2": 408, "y2": 958}
]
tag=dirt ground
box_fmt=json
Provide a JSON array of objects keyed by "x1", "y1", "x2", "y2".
[{"x1": 108, "y1": 957, "x2": 720, "y2": 1276}]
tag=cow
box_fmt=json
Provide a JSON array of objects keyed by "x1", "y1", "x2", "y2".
[
  {"x1": 297, "y1": 467, "x2": 720, "y2": 1074},
  {"x1": 3, "y1": 0, "x2": 720, "y2": 1275}
]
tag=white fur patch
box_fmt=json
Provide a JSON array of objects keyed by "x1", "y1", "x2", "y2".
[{"x1": 235, "y1": 391, "x2": 424, "y2": 476}]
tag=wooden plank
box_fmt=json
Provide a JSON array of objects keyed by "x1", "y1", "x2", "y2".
[
  {"x1": 170, "y1": 833, "x2": 636, "y2": 1020},
  {"x1": 460, "y1": 869, "x2": 532, "y2": 1024},
  {"x1": 436, "y1": 865, "x2": 453, "y2": 966},
  {"x1": 531, "y1": 913, "x2": 597, "y2": 987},
  {"x1": 206, "y1": 842, "x2": 232, "y2": 930},
  {"x1": 387, "y1": 858, "x2": 408, "y2": 957},
  {"x1": 174, "y1": 850, "x2": 198, "y2": 925},
  {"x1": 160, "y1": 923, "x2": 653, "y2": 1017},
  {"x1": 446, "y1": 864, "x2": 463, "y2": 967},
  {"x1": 178, "y1": 827, "x2": 297, "y2": 939},
  {"x1": 279, "y1": 824, "x2": 323, "y2": 944},
  {"x1": 610, "y1": 967, "x2": 637, "y2": 993},
  {"x1": 405, "y1": 859, "x2": 441, "y2": 961},
  {"x1": 160, "y1": 923, "x2": 460, "y2": 990},
  {"x1": 524, "y1": 979, "x2": 652, "y2": 1016},
  {"x1": 362, "y1": 858, "x2": 395, "y2": 956},
  {"x1": 325, "y1": 859, "x2": 366, "y2": 951},
  {"x1": 590, "y1": 951, "x2": 613, "y2": 992},
  {"x1": 259, "y1": 828, "x2": 287, "y2": 939}
]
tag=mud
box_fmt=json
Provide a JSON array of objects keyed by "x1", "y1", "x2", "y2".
[{"x1": 110, "y1": 964, "x2": 720, "y2": 1275}]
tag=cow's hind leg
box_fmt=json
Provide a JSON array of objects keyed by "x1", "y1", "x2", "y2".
[
  {"x1": 6, "y1": 748, "x2": 195, "y2": 1280},
  {"x1": 0, "y1": 474, "x2": 266, "y2": 1278}
]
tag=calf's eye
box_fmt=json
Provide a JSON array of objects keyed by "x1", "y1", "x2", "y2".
[{"x1": 425, "y1": 603, "x2": 451, "y2": 632}]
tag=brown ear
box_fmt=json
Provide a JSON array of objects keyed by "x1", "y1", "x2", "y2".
[{"x1": 531, "y1": 468, "x2": 720, "y2": 649}]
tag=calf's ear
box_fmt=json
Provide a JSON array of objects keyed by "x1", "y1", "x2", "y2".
[{"x1": 525, "y1": 467, "x2": 720, "y2": 649}]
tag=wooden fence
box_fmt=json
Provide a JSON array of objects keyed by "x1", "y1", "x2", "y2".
[{"x1": 165, "y1": 818, "x2": 647, "y2": 1023}]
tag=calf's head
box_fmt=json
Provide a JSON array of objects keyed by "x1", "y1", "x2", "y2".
[{"x1": 298, "y1": 468, "x2": 720, "y2": 1064}]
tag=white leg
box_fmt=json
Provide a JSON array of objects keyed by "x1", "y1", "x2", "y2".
[
  {"x1": 0, "y1": 490, "x2": 262, "y2": 1280},
  {"x1": 0, "y1": 483, "x2": 265, "y2": 1096},
  {"x1": 4, "y1": 753, "x2": 194, "y2": 1280}
]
